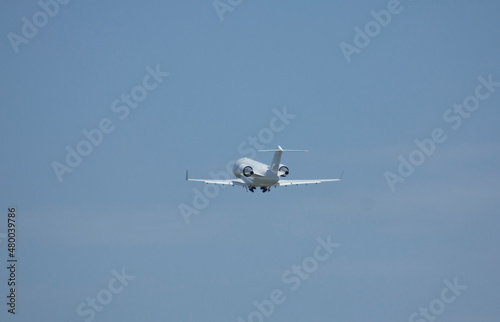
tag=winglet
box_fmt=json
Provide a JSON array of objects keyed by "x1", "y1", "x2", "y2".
[
  {"x1": 339, "y1": 170, "x2": 344, "y2": 181},
  {"x1": 186, "y1": 170, "x2": 189, "y2": 181}
]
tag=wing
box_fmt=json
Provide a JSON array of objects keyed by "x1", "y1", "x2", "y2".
[
  {"x1": 186, "y1": 170, "x2": 246, "y2": 186},
  {"x1": 277, "y1": 170, "x2": 344, "y2": 187},
  {"x1": 277, "y1": 179, "x2": 340, "y2": 186}
]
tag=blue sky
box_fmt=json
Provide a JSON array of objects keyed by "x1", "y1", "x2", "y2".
[{"x1": 1, "y1": 0, "x2": 499, "y2": 321}]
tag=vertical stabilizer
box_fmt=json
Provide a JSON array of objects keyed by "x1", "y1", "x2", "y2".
[
  {"x1": 258, "y1": 146, "x2": 308, "y2": 174},
  {"x1": 270, "y1": 146, "x2": 284, "y2": 173}
]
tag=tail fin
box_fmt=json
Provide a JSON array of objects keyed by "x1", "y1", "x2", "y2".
[{"x1": 258, "y1": 145, "x2": 308, "y2": 173}]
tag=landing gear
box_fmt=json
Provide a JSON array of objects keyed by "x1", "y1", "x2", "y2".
[{"x1": 247, "y1": 186, "x2": 271, "y2": 193}]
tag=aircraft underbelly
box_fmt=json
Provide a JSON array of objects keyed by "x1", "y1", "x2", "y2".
[{"x1": 251, "y1": 176, "x2": 278, "y2": 187}]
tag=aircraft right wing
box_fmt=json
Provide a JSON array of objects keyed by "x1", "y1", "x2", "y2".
[{"x1": 277, "y1": 171, "x2": 344, "y2": 187}]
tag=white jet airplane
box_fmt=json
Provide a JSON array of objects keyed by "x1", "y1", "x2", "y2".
[{"x1": 186, "y1": 145, "x2": 343, "y2": 193}]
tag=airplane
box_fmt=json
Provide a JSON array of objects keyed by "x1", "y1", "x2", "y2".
[{"x1": 186, "y1": 145, "x2": 343, "y2": 193}]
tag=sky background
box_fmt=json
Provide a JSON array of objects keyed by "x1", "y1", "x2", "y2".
[{"x1": 1, "y1": 0, "x2": 500, "y2": 321}]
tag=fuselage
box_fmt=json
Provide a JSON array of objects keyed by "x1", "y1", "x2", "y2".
[{"x1": 232, "y1": 157, "x2": 280, "y2": 187}]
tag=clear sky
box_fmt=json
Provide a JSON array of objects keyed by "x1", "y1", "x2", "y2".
[{"x1": 1, "y1": 0, "x2": 499, "y2": 321}]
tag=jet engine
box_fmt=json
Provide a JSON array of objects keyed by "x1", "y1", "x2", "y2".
[
  {"x1": 278, "y1": 165, "x2": 289, "y2": 177},
  {"x1": 242, "y1": 166, "x2": 254, "y2": 177}
]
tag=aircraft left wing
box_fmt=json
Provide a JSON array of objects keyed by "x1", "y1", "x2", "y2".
[
  {"x1": 185, "y1": 170, "x2": 246, "y2": 186},
  {"x1": 277, "y1": 171, "x2": 343, "y2": 187}
]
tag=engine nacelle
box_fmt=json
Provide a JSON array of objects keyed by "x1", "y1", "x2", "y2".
[
  {"x1": 278, "y1": 165, "x2": 289, "y2": 177},
  {"x1": 242, "y1": 166, "x2": 254, "y2": 177},
  {"x1": 232, "y1": 158, "x2": 268, "y2": 179}
]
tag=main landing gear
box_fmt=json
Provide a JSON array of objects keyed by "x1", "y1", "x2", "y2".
[{"x1": 247, "y1": 186, "x2": 270, "y2": 193}]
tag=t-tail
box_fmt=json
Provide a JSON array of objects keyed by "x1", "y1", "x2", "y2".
[{"x1": 258, "y1": 145, "x2": 308, "y2": 174}]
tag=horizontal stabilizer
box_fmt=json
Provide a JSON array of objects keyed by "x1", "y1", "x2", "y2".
[{"x1": 258, "y1": 149, "x2": 308, "y2": 152}]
